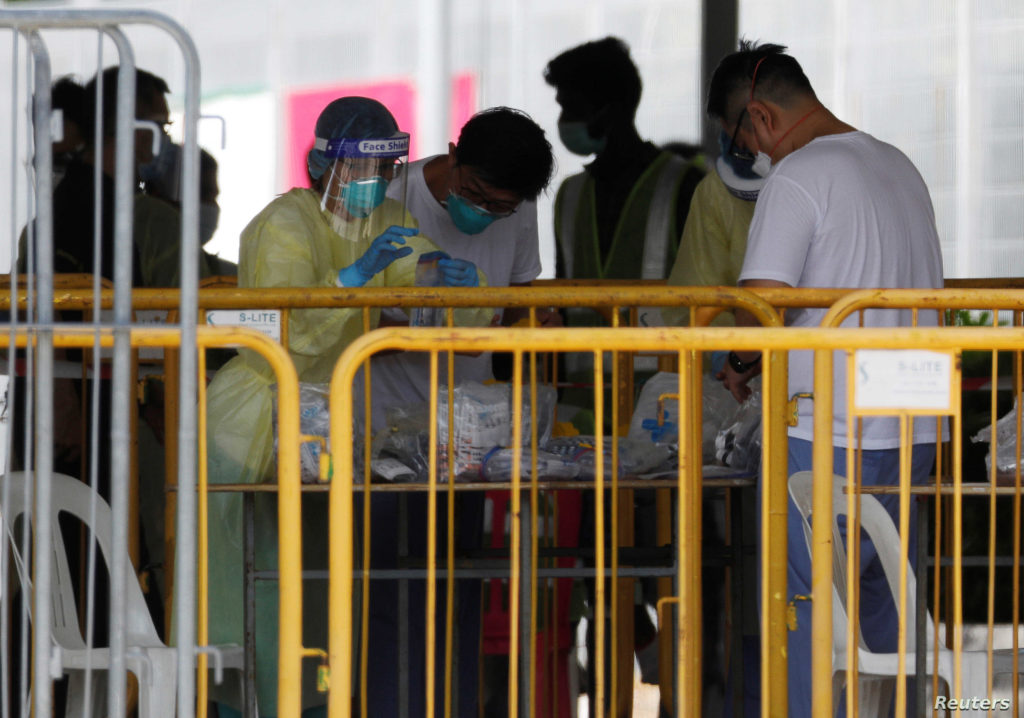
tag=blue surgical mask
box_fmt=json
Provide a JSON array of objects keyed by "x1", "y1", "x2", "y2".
[
  {"x1": 557, "y1": 121, "x2": 607, "y2": 157},
  {"x1": 340, "y1": 176, "x2": 389, "y2": 218},
  {"x1": 445, "y1": 191, "x2": 499, "y2": 235},
  {"x1": 140, "y1": 133, "x2": 182, "y2": 201},
  {"x1": 716, "y1": 130, "x2": 760, "y2": 180}
]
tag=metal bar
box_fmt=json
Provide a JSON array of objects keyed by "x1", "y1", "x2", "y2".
[
  {"x1": 13, "y1": 283, "x2": 1024, "y2": 315},
  {"x1": 260, "y1": 565, "x2": 683, "y2": 580},
  {"x1": 244, "y1": 493, "x2": 256, "y2": 718},
  {"x1": 811, "y1": 348, "x2": 834, "y2": 718},
  {"x1": 1, "y1": 25, "x2": 23, "y2": 716},
  {"x1": 25, "y1": 29, "x2": 56, "y2": 718},
  {"x1": 426, "y1": 351, "x2": 439, "y2": 718},
  {"x1": 104, "y1": 37, "x2": 138, "y2": 718},
  {"x1": 916, "y1": 493, "x2": 927, "y2": 717},
  {"x1": 518, "y1": 494, "x2": 530, "y2": 718},
  {"x1": 0, "y1": 284, "x2": 786, "y2": 322},
  {"x1": 511, "y1": 351, "x2": 525, "y2": 718}
]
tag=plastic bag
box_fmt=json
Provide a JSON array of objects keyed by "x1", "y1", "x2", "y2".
[
  {"x1": 272, "y1": 382, "x2": 362, "y2": 483},
  {"x1": 436, "y1": 381, "x2": 558, "y2": 478},
  {"x1": 714, "y1": 382, "x2": 761, "y2": 473},
  {"x1": 479, "y1": 446, "x2": 581, "y2": 481},
  {"x1": 543, "y1": 436, "x2": 674, "y2": 479},
  {"x1": 971, "y1": 399, "x2": 1024, "y2": 473},
  {"x1": 628, "y1": 372, "x2": 680, "y2": 445},
  {"x1": 628, "y1": 371, "x2": 738, "y2": 464},
  {"x1": 372, "y1": 380, "x2": 559, "y2": 481}
]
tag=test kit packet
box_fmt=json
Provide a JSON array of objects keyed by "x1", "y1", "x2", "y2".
[{"x1": 410, "y1": 250, "x2": 448, "y2": 327}]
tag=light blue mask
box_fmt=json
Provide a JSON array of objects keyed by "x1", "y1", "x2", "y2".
[
  {"x1": 557, "y1": 121, "x2": 607, "y2": 156},
  {"x1": 139, "y1": 133, "x2": 182, "y2": 201},
  {"x1": 445, "y1": 191, "x2": 499, "y2": 235},
  {"x1": 341, "y1": 176, "x2": 389, "y2": 218}
]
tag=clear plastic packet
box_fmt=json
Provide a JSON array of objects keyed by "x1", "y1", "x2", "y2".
[
  {"x1": 479, "y1": 446, "x2": 581, "y2": 481},
  {"x1": 271, "y1": 382, "x2": 363, "y2": 483},
  {"x1": 410, "y1": 250, "x2": 448, "y2": 327},
  {"x1": 371, "y1": 380, "x2": 559, "y2": 481},
  {"x1": 627, "y1": 371, "x2": 737, "y2": 463},
  {"x1": 714, "y1": 385, "x2": 762, "y2": 473},
  {"x1": 542, "y1": 436, "x2": 674, "y2": 479},
  {"x1": 971, "y1": 399, "x2": 1024, "y2": 473}
]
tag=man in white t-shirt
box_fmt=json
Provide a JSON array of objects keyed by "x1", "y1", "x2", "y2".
[
  {"x1": 708, "y1": 42, "x2": 944, "y2": 717},
  {"x1": 372, "y1": 106, "x2": 557, "y2": 429},
  {"x1": 366, "y1": 107, "x2": 555, "y2": 718}
]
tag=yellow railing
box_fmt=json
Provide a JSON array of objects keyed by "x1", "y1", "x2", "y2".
[
  {"x1": 324, "y1": 325, "x2": 790, "y2": 718},
  {"x1": 312, "y1": 321, "x2": 1024, "y2": 718},
  {"x1": 16, "y1": 281, "x2": 1024, "y2": 718},
  {"x1": 0, "y1": 324, "x2": 302, "y2": 718}
]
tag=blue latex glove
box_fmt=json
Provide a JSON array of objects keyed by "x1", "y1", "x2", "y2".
[
  {"x1": 337, "y1": 225, "x2": 417, "y2": 287},
  {"x1": 437, "y1": 257, "x2": 480, "y2": 287},
  {"x1": 709, "y1": 350, "x2": 729, "y2": 377}
]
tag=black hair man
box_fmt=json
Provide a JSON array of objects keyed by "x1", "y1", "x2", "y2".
[
  {"x1": 364, "y1": 106, "x2": 556, "y2": 718},
  {"x1": 371, "y1": 106, "x2": 556, "y2": 425},
  {"x1": 545, "y1": 36, "x2": 705, "y2": 280},
  {"x1": 30, "y1": 67, "x2": 171, "y2": 281},
  {"x1": 709, "y1": 41, "x2": 943, "y2": 718}
]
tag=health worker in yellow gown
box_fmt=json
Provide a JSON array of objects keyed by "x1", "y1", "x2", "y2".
[{"x1": 204, "y1": 96, "x2": 491, "y2": 718}]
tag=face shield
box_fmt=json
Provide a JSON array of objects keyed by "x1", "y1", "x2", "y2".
[{"x1": 315, "y1": 131, "x2": 410, "y2": 239}]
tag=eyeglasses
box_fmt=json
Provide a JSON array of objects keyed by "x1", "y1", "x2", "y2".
[
  {"x1": 455, "y1": 166, "x2": 519, "y2": 217},
  {"x1": 726, "y1": 108, "x2": 755, "y2": 163},
  {"x1": 726, "y1": 56, "x2": 770, "y2": 164}
]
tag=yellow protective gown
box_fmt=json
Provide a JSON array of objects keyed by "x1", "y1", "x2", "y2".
[
  {"x1": 662, "y1": 170, "x2": 756, "y2": 327},
  {"x1": 204, "y1": 188, "x2": 491, "y2": 713}
]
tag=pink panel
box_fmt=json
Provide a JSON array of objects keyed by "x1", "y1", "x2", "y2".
[
  {"x1": 285, "y1": 73, "x2": 477, "y2": 192},
  {"x1": 449, "y1": 73, "x2": 477, "y2": 147}
]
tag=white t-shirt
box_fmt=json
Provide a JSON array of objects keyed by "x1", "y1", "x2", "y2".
[
  {"x1": 368, "y1": 155, "x2": 542, "y2": 430},
  {"x1": 738, "y1": 131, "x2": 944, "y2": 448}
]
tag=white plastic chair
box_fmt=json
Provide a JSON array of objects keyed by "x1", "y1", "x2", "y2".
[
  {"x1": 0, "y1": 471, "x2": 246, "y2": 718},
  {"x1": 789, "y1": 471, "x2": 1024, "y2": 717}
]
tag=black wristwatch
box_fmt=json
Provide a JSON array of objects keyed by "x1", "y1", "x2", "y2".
[{"x1": 728, "y1": 351, "x2": 761, "y2": 374}]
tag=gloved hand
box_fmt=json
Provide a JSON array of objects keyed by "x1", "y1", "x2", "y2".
[
  {"x1": 437, "y1": 257, "x2": 480, "y2": 287},
  {"x1": 337, "y1": 225, "x2": 417, "y2": 287}
]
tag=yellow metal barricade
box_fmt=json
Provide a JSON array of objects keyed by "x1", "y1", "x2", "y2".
[
  {"x1": 0, "y1": 324, "x2": 301, "y2": 718},
  {"x1": 6, "y1": 281, "x2": 785, "y2": 718},
  {"x1": 321, "y1": 324, "x2": 791, "y2": 718},
  {"x1": 305, "y1": 320, "x2": 1024, "y2": 718},
  {"x1": 817, "y1": 289, "x2": 1024, "y2": 718}
]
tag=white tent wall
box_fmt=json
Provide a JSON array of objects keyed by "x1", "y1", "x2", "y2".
[
  {"x1": 1, "y1": 0, "x2": 1022, "y2": 277},
  {"x1": 0, "y1": 0, "x2": 702, "y2": 276},
  {"x1": 740, "y1": 0, "x2": 1024, "y2": 278}
]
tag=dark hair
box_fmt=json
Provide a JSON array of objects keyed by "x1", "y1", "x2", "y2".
[
  {"x1": 200, "y1": 148, "x2": 219, "y2": 203},
  {"x1": 706, "y1": 40, "x2": 815, "y2": 124},
  {"x1": 453, "y1": 107, "x2": 554, "y2": 201},
  {"x1": 51, "y1": 76, "x2": 88, "y2": 132},
  {"x1": 543, "y1": 36, "x2": 642, "y2": 116},
  {"x1": 83, "y1": 67, "x2": 170, "y2": 139},
  {"x1": 661, "y1": 141, "x2": 703, "y2": 160}
]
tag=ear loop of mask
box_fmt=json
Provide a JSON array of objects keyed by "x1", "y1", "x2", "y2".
[{"x1": 747, "y1": 55, "x2": 820, "y2": 166}]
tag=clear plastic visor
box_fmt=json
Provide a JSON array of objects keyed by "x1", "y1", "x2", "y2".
[{"x1": 317, "y1": 132, "x2": 410, "y2": 238}]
